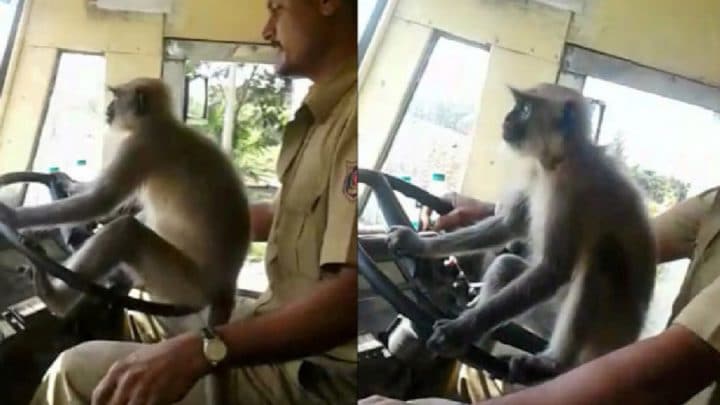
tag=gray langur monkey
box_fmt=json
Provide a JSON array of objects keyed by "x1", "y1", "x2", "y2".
[
  {"x1": 0, "y1": 78, "x2": 251, "y2": 331},
  {"x1": 387, "y1": 83, "x2": 656, "y2": 383}
]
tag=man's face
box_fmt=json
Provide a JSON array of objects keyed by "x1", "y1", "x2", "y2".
[{"x1": 263, "y1": 0, "x2": 327, "y2": 77}]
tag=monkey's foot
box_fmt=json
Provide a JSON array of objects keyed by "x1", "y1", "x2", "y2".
[
  {"x1": 507, "y1": 353, "x2": 561, "y2": 385},
  {"x1": 426, "y1": 318, "x2": 475, "y2": 358},
  {"x1": 32, "y1": 269, "x2": 83, "y2": 318}
]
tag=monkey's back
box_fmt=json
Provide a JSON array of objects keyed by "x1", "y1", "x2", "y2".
[
  {"x1": 138, "y1": 125, "x2": 251, "y2": 283},
  {"x1": 554, "y1": 148, "x2": 656, "y2": 361}
]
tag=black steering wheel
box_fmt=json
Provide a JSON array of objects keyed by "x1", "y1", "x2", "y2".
[
  {"x1": 0, "y1": 171, "x2": 199, "y2": 317},
  {"x1": 357, "y1": 168, "x2": 547, "y2": 380}
]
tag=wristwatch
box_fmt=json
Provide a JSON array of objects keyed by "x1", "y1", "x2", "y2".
[{"x1": 201, "y1": 327, "x2": 228, "y2": 367}]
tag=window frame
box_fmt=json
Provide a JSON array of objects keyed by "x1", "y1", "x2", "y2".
[
  {"x1": 358, "y1": 0, "x2": 388, "y2": 64},
  {"x1": 360, "y1": 29, "x2": 490, "y2": 212},
  {"x1": 0, "y1": 0, "x2": 25, "y2": 97},
  {"x1": 22, "y1": 50, "x2": 106, "y2": 204},
  {"x1": 561, "y1": 45, "x2": 720, "y2": 115}
]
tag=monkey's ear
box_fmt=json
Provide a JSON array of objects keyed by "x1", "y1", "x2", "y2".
[
  {"x1": 508, "y1": 85, "x2": 522, "y2": 100},
  {"x1": 134, "y1": 89, "x2": 148, "y2": 116},
  {"x1": 107, "y1": 85, "x2": 119, "y2": 96},
  {"x1": 508, "y1": 85, "x2": 541, "y2": 104},
  {"x1": 558, "y1": 100, "x2": 578, "y2": 135}
]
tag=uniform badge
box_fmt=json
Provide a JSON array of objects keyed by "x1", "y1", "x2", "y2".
[{"x1": 343, "y1": 161, "x2": 358, "y2": 201}]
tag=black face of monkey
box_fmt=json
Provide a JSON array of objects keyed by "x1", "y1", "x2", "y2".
[
  {"x1": 501, "y1": 84, "x2": 588, "y2": 160},
  {"x1": 502, "y1": 97, "x2": 534, "y2": 145},
  {"x1": 105, "y1": 100, "x2": 116, "y2": 125}
]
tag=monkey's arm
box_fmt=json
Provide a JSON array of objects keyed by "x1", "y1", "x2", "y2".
[
  {"x1": 480, "y1": 325, "x2": 720, "y2": 405},
  {"x1": 427, "y1": 200, "x2": 577, "y2": 355},
  {"x1": 14, "y1": 140, "x2": 148, "y2": 229},
  {"x1": 388, "y1": 194, "x2": 527, "y2": 259}
]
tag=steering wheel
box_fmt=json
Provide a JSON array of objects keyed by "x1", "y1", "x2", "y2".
[
  {"x1": 0, "y1": 171, "x2": 199, "y2": 317},
  {"x1": 357, "y1": 168, "x2": 547, "y2": 380}
]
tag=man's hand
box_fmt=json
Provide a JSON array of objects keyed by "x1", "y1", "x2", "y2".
[
  {"x1": 359, "y1": 395, "x2": 466, "y2": 404},
  {"x1": 50, "y1": 171, "x2": 86, "y2": 196},
  {"x1": 360, "y1": 395, "x2": 410, "y2": 405},
  {"x1": 92, "y1": 333, "x2": 209, "y2": 405},
  {"x1": 420, "y1": 192, "x2": 495, "y2": 232}
]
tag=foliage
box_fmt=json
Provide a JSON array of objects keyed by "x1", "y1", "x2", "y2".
[
  {"x1": 606, "y1": 136, "x2": 690, "y2": 215},
  {"x1": 187, "y1": 62, "x2": 292, "y2": 184}
]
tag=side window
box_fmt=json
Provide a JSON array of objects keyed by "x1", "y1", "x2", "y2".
[
  {"x1": 358, "y1": 0, "x2": 388, "y2": 63},
  {"x1": 0, "y1": 0, "x2": 23, "y2": 96},
  {"x1": 24, "y1": 52, "x2": 107, "y2": 206},
  {"x1": 360, "y1": 34, "x2": 490, "y2": 228}
]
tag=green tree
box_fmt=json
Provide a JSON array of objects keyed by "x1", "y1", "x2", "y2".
[
  {"x1": 187, "y1": 62, "x2": 292, "y2": 186},
  {"x1": 606, "y1": 135, "x2": 690, "y2": 214}
]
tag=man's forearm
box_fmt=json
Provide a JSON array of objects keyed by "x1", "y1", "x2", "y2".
[
  {"x1": 215, "y1": 266, "x2": 357, "y2": 367},
  {"x1": 484, "y1": 325, "x2": 720, "y2": 405},
  {"x1": 250, "y1": 202, "x2": 274, "y2": 242}
]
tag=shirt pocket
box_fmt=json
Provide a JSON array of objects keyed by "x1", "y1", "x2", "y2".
[{"x1": 282, "y1": 135, "x2": 328, "y2": 215}]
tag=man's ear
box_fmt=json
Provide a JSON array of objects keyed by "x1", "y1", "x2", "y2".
[{"x1": 318, "y1": 0, "x2": 342, "y2": 16}]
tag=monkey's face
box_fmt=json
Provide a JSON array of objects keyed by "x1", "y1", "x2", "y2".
[
  {"x1": 503, "y1": 85, "x2": 585, "y2": 161},
  {"x1": 106, "y1": 84, "x2": 149, "y2": 129}
]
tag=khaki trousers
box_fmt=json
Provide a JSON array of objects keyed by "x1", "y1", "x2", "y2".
[{"x1": 29, "y1": 295, "x2": 357, "y2": 405}]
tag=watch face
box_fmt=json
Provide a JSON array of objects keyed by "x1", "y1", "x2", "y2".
[{"x1": 205, "y1": 339, "x2": 228, "y2": 363}]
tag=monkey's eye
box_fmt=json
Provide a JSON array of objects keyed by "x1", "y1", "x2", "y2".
[{"x1": 518, "y1": 102, "x2": 532, "y2": 120}]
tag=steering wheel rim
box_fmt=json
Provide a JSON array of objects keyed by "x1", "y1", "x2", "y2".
[
  {"x1": 0, "y1": 171, "x2": 200, "y2": 317},
  {"x1": 358, "y1": 168, "x2": 547, "y2": 380}
]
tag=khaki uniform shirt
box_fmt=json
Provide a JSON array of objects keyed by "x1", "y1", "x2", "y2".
[
  {"x1": 252, "y1": 60, "x2": 358, "y2": 367},
  {"x1": 657, "y1": 187, "x2": 720, "y2": 404}
]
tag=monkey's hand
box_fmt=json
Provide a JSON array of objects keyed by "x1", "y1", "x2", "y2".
[
  {"x1": 426, "y1": 316, "x2": 478, "y2": 358},
  {"x1": 387, "y1": 225, "x2": 428, "y2": 257},
  {"x1": 0, "y1": 202, "x2": 18, "y2": 229},
  {"x1": 50, "y1": 172, "x2": 86, "y2": 196}
]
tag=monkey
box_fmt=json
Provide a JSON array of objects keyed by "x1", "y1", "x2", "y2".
[
  {"x1": 0, "y1": 78, "x2": 251, "y2": 333},
  {"x1": 386, "y1": 83, "x2": 656, "y2": 384}
]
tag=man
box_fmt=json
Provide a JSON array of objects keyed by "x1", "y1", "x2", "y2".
[
  {"x1": 363, "y1": 187, "x2": 720, "y2": 404},
  {"x1": 30, "y1": 0, "x2": 358, "y2": 404}
]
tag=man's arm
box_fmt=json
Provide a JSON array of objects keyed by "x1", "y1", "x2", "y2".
[
  {"x1": 422, "y1": 192, "x2": 495, "y2": 232},
  {"x1": 483, "y1": 325, "x2": 720, "y2": 405},
  {"x1": 208, "y1": 266, "x2": 356, "y2": 368},
  {"x1": 90, "y1": 266, "x2": 357, "y2": 405},
  {"x1": 249, "y1": 201, "x2": 274, "y2": 242},
  {"x1": 358, "y1": 324, "x2": 720, "y2": 405},
  {"x1": 651, "y1": 190, "x2": 713, "y2": 263}
]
